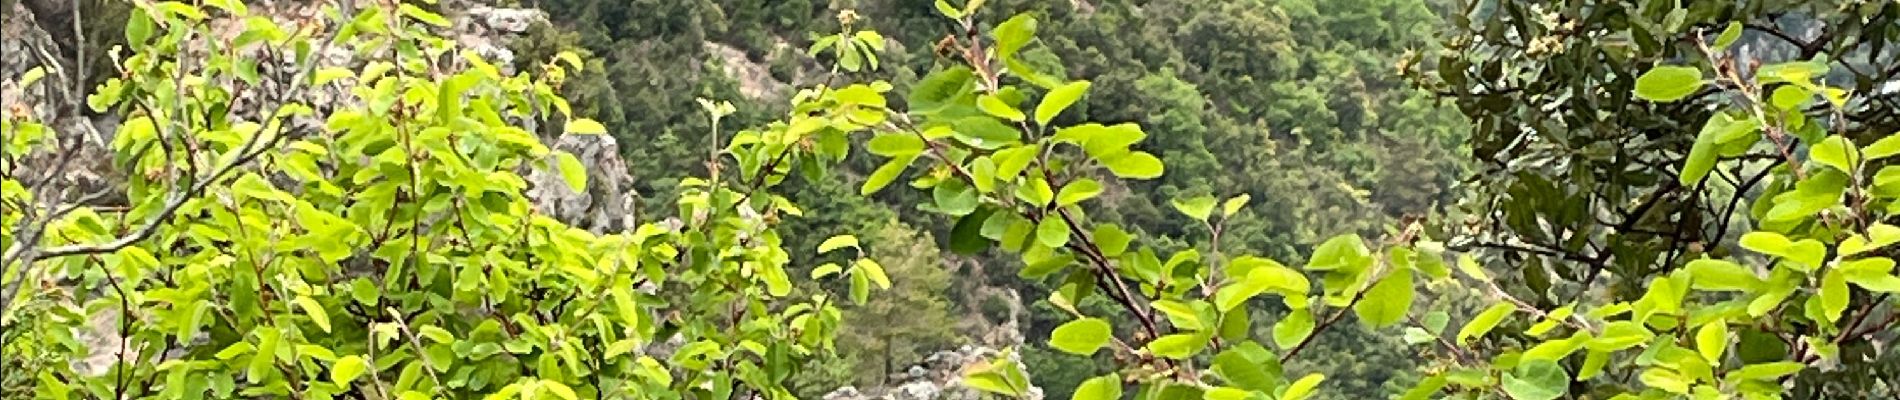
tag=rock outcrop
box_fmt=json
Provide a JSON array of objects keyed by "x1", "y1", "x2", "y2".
[
  {"x1": 823, "y1": 344, "x2": 1044, "y2": 400},
  {"x1": 822, "y1": 288, "x2": 1042, "y2": 400},
  {"x1": 526, "y1": 131, "x2": 639, "y2": 233}
]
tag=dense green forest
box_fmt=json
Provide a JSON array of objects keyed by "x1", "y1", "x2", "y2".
[
  {"x1": 2, "y1": 0, "x2": 1897, "y2": 399},
  {"x1": 511, "y1": 0, "x2": 1471, "y2": 397}
]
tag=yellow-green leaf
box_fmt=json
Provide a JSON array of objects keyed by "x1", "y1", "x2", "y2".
[
  {"x1": 1049, "y1": 318, "x2": 1112, "y2": 355},
  {"x1": 1456, "y1": 303, "x2": 1515, "y2": 345},
  {"x1": 1811, "y1": 135, "x2": 1860, "y2": 173},
  {"x1": 295, "y1": 296, "x2": 331, "y2": 333},
  {"x1": 566, "y1": 118, "x2": 609, "y2": 135},
  {"x1": 1821, "y1": 269, "x2": 1849, "y2": 322},
  {"x1": 1695, "y1": 320, "x2": 1728, "y2": 364},
  {"x1": 862, "y1": 155, "x2": 915, "y2": 195},
  {"x1": 1687, "y1": 259, "x2": 1762, "y2": 292},
  {"x1": 1056, "y1": 179, "x2": 1103, "y2": 207},
  {"x1": 1281, "y1": 374, "x2": 1325, "y2": 400},
  {"x1": 818, "y1": 235, "x2": 859, "y2": 254},
  {"x1": 1634, "y1": 66, "x2": 1704, "y2": 102},
  {"x1": 332, "y1": 356, "x2": 367, "y2": 386},
  {"x1": 1353, "y1": 268, "x2": 1414, "y2": 328},
  {"x1": 978, "y1": 94, "x2": 1026, "y2": 122},
  {"x1": 554, "y1": 151, "x2": 588, "y2": 192},
  {"x1": 1036, "y1": 81, "x2": 1091, "y2": 126}
]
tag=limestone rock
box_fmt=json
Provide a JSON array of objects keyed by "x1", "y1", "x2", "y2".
[
  {"x1": 526, "y1": 131, "x2": 638, "y2": 234},
  {"x1": 819, "y1": 343, "x2": 1041, "y2": 400}
]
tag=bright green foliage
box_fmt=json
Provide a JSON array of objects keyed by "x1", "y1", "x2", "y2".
[
  {"x1": 10, "y1": 1, "x2": 1897, "y2": 399},
  {"x1": 2, "y1": 2, "x2": 889, "y2": 399}
]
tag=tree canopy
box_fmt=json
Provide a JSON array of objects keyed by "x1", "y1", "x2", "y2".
[{"x1": 3, "y1": 0, "x2": 1898, "y2": 399}]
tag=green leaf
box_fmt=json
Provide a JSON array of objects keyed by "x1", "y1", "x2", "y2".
[
  {"x1": 1050, "y1": 318, "x2": 1112, "y2": 355},
  {"x1": 1153, "y1": 300, "x2": 1205, "y2": 331},
  {"x1": 1222, "y1": 194, "x2": 1251, "y2": 217},
  {"x1": 861, "y1": 155, "x2": 915, "y2": 195},
  {"x1": 1713, "y1": 22, "x2": 1743, "y2": 49},
  {"x1": 954, "y1": 116, "x2": 1021, "y2": 148},
  {"x1": 1353, "y1": 268, "x2": 1414, "y2": 328},
  {"x1": 950, "y1": 210, "x2": 995, "y2": 255},
  {"x1": 1811, "y1": 135, "x2": 1861, "y2": 173},
  {"x1": 1455, "y1": 254, "x2": 1491, "y2": 281},
  {"x1": 1681, "y1": 112, "x2": 1757, "y2": 185},
  {"x1": 1641, "y1": 368, "x2": 1691, "y2": 394},
  {"x1": 867, "y1": 134, "x2": 924, "y2": 157},
  {"x1": 206, "y1": 0, "x2": 248, "y2": 15},
  {"x1": 978, "y1": 94, "x2": 1026, "y2": 122},
  {"x1": 1011, "y1": 175, "x2": 1057, "y2": 206},
  {"x1": 1055, "y1": 179, "x2": 1104, "y2": 207},
  {"x1": 1281, "y1": 374, "x2": 1325, "y2": 400},
  {"x1": 934, "y1": 0, "x2": 963, "y2": 18},
  {"x1": 1725, "y1": 362, "x2": 1805, "y2": 381},
  {"x1": 993, "y1": 145, "x2": 1039, "y2": 180},
  {"x1": 554, "y1": 151, "x2": 588, "y2": 192},
  {"x1": 540, "y1": 380, "x2": 580, "y2": 400},
  {"x1": 970, "y1": 157, "x2": 999, "y2": 193},
  {"x1": 1695, "y1": 320, "x2": 1728, "y2": 364},
  {"x1": 1071, "y1": 374, "x2": 1121, "y2": 400},
  {"x1": 126, "y1": 11, "x2": 155, "y2": 45},
  {"x1": 1398, "y1": 375, "x2": 1448, "y2": 400},
  {"x1": 1740, "y1": 231, "x2": 1827, "y2": 270},
  {"x1": 1633, "y1": 66, "x2": 1704, "y2": 102},
  {"x1": 1212, "y1": 344, "x2": 1282, "y2": 391},
  {"x1": 295, "y1": 296, "x2": 331, "y2": 333},
  {"x1": 963, "y1": 358, "x2": 1028, "y2": 397},
  {"x1": 399, "y1": 4, "x2": 451, "y2": 27},
  {"x1": 856, "y1": 258, "x2": 891, "y2": 289},
  {"x1": 1273, "y1": 310, "x2": 1314, "y2": 350},
  {"x1": 811, "y1": 263, "x2": 843, "y2": 279},
  {"x1": 1687, "y1": 259, "x2": 1763, "y2": 292},
  {"x1": 1147, "y1": 334, "x2": 1208, "y2": 359},
  {"x1": 1171, "y1": 195, "x2": 1217, "y2": 221},
  {"x1": 1306, "y1": 234, "x2": 1369, "y2": 271},
  {"x1": 350, "y1": 279, "x2": 379, "y2": 306},
  {"x1": 910, "y1": 67, "x2": 974, "y2": 114},
  {"x1": 1863, "y1": 134, "x2": 1900, "y2": 161},
  {"x1": 1102, "y1": 151, "x2": 1164, "y2": 179},
  {"x1": 1579, "y1": 350, "x2": 1611, "y2": 380},
  {"x1": 1036, "y1": 81, "x2": 1091, "y2": 126},
  {"x1": 1588, "y1": 321, "x2": 1656, "y2": 351},
  {"x1": 934, "y1": 180, "x2": 980, "y2": 216},
  {"x1": 1456, "y1": 303, "x2": 1515, "y2": 345},
  {"x1": 1093, "y1": 225, "x2": 1132, "y2": 257},
  {"x1": 1771, "y1": 85, "x2": 1812, "y2": 110},
  {"x1": 852, "y1": 271, "x2": 872, "y2": 304},
  {"x1": 818, "y1": 235, "x2": 859, "y2": 254},
  {"x1": 993, "y1": 13, "x2": 1037, "y2": 59},
  {"x1": 1501, "y1": 360, "x2": 1569, "y2": 400},
  {"x1": 332, "y1": 356, "x2": 367, "y2": 386},
  {"x1": 1821, "y1": 269, "x2": 1849, "y2": 322},
  {"x1": 564, "y1": 118, "x2": 608, "y2": 135},
  {"x1": 1759, "y1": 61, "x2": 1828, "y2": 85},
  {"x1": 1037, "y1": 217, "x2": 1070, "y2": 249},
  {"x1": 762, "y1": 262, "x2": 792, "y2": 297}
]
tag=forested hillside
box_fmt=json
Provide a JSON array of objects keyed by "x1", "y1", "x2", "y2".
[
  {"x1": 3, "y1": 0, "x2": 1897, "y2": 399},
  {"x1": 506, "y1": 0, "x2": 1471, "y2": 397}
]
